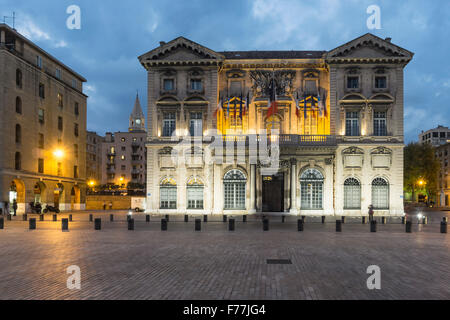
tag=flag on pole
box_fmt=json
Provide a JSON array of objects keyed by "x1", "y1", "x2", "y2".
[
  {"x1": 239, "y1": 93, "x2": 243, "y2": 120},
  {"x1": 244, "y1": 92, "x2": 249, "y2": 116},
  {"x1": 267, "y1": 75, "x2": 278, "y2": 118},
  {"x1": 303, "y1": 94, "x2": 307, "y2": 119},
  {"x1": 227, "y1": 91, "x2": 230, "y2": 118},
  {"x1": 318, "y1": 89, "x2": 324, "y2": 117},
  {"x1": 295, "y1": 91, "x2": 301, "y2": 118}
]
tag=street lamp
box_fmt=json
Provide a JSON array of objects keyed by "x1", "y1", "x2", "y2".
[
  {"x1": 88, "y1": 180, "x2": 96, "y2": 187},
  {"x1": 53, "y1": 149, "x2": 64, "y2": 159}
]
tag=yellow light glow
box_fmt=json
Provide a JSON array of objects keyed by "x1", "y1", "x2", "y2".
[
  {"x1": 418, "y1": 179, "x2": 425, "y2": 186},
  {"x1": 53, "y1": 149, "x2": 64, "y2": 158},
  {"x1": 119, "y1": 177, "x2": 124, "y2": 182},
  {"x1": 88, "y1": 180, "x2": 96, "y2": 187}
]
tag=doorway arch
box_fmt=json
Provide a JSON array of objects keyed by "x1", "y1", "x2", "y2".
[
  {"x1": 33, "y1": 181, "x2": 46, "y2": 204},
  {"x1": 53, "y1": 183, "x2": 64, "y2": 209},
  {"x1": 10, "y1": 179, "x2": 25, "y2": 214},
  {"x1": 71, "y1": 185, "x2": 81, "y2": 210}
]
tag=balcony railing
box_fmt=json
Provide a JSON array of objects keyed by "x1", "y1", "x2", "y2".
[{"x1": 218, "y1": 134, "x2": 337, "y2": 146}]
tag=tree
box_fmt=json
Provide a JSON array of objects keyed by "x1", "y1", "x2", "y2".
[{"x1": 404, "y1": 142, "x2": 440, "y2": 202}]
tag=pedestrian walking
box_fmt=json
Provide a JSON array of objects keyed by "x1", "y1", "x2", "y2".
[
  {"x1": 108, "y1": 201, "x2": 113, "y2": 210},
  {"x1": 12, "y1": 199, "x2": 18, "y2": 216},
  {"x1": 368, "y1": 204, "x2": 374, "y2": 222}
]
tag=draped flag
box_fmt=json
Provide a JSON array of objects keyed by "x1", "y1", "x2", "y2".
[
  {"x1": 295, "y1": 91, "x2": 301, "y2": 117},
  {"x1": 244, "y1": 92, "x2": 249, "y2": 116},
  {"x1": 213, "y1": 95, "x2": 223, "y2": 118},
  {"x1": 267, "y1": 75, "x2": 278, "y2": 118},
  {"x1": 303, "y1": 94, "x2": 307, "y2": 119},
  {"x1": 239, "y1": 93, "x2": 243, "y2": 120},
  {"x1": 318, "y1": 90, "x2": 324, "y2": 117},
  {"x1": 227, "y1": 91, "x2": 230, "y2": 118}
]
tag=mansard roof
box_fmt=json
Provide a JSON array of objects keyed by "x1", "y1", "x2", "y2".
[
  {"x1": 220, "y1": 50, "x2": 326, "y2": 60},
  {"x1": 325, "y1": 33, "x2": 413, "y2": 63}
]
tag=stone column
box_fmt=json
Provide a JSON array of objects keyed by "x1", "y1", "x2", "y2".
[
  {"x1": 249, "y1": 164, "x2": 256, "y2": 213},
  {"x1": 290, "y1": 158, "x2": 298, "y2": 215}
]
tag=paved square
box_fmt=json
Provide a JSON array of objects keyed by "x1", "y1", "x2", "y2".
[{"x1": 0, "y1": 211, "x2": 449, "y2": 300}]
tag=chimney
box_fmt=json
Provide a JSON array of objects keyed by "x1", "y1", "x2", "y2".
[
  {"x1": 159, "y1": 41, "x2": 166, "y2": 46},
  {"x1": 385, "y1": 37, "x2": 392, "y2": 43}
]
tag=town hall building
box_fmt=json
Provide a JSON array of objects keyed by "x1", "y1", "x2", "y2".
[{"x1": 138, "y1": 33, "x2": 413, "y2": 217}]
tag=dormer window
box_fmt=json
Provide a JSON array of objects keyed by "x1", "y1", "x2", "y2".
[
  {"x1": 347, "y1": 76, "x2": 359, "y2": 89},
  {"x1": 163, "y1": 79, "x2": 174, "y2": 91},
  {"x1": 190, "y1": 79, "x2": 202, "y2": 91},
  {"x1": 375, "y1": 76, "x2": 387, "y2": 89}
]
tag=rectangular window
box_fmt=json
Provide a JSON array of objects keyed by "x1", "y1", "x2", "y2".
[
  {"x1": 121, "y1": 165, "x2": 126, "y2": 170},
  {"x1": 73, "y1": 166, "x2": 79, "y2": 179},
  {"x1": 57, "y1": 93, "x2": 63, "y2": 108},
  {"x1": 74, "y1": 144, "x2": 78, "y2": 158},
  {"x1": 38, "y1": 158, "x2": 44, "y2": 174},
  {"x1": 38, "y1": 108, "x2": 45, "y2": 124},
  {"x1": 189, "y1": 112, "x2": 203, "y2": 136},
  {"x1": 345, "y1": 112, "x2": 359, "y2": 136},
  {"x1": 163, "y1": 79, "x2": 174, "y2": 91},
  {"x1": 55, "y1": 68, "x2": 62, "y2": 80},
  {"x1": 74, "y1": 102, "x2": 79, "y2": 116},
  {"x1": 39, "y1": 83, "x2": 45, "y2": 99},
  {"x1": 347, "y1": 76, "x2": 359, "y2": 89},
  {"x1": 373, "y1": 111, "x2": 387, "y2": 136},
  {"x1": 57, "y1": 162, "x2": 62, "y2": 176},
  {"x1": 58, "y1": 117, "x2": 63, "y2": 131},
  {"x1": 72, "y1": 78, "x2": 77, "y2": 89},
  {"x1": 74, "y1": 123, "x2": 79, "y2": 137},
  {"x1": 375, "y1": 76, "x2": 387, "y2": 89},
  {"x1": 433, "y1": 132, "x2": 439, "y2": 138},
  {"x1": 160, "y1": 186, "x2": 177, "y2": 209},
  {"x1": 190, "y1": 79, "x2": 202, "y2": 91},
  {"x1": 187, "y1": 186, "x2": 204, "y2": 209},
  {"x1": 163, "y1": 112, "x2": 176, "y2": 137},
  {"x1": 36, "y1": 55, "x2": 42, "y2": 68},
  {"x1": 38, "y1": 133, "x2": 44, "y2": 149}
]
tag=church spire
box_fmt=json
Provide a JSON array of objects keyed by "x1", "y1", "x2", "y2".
[{"x1": 129, "y1": 92, "x2": 146, "y2": 132}]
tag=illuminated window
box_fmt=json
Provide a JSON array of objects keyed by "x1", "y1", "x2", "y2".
[
  {"x1": 57, "y1": 93, "x2": 63, "y2": 108},
  {"x1": 189, "y1": 112, "x2": 203, "y2": 136},
  {"x1": 224, "y1": 169, "x2": 246, "y2": 210},
  {"x1": 373, "y1": 111, "x2": 387, "y2": 136},
  {"x1": 163, "y1": 113, "x2": 176, "y2": 137},
  {"x1": 300, "y1": 169, "x2": 323, "y2": 210}
]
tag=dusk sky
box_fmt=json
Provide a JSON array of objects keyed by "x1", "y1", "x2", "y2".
[{"x1": 1, "y1": 0, "x2": 449, "y2": 142}]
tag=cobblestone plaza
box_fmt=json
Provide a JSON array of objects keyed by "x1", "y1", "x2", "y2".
[{"x1": 0, "y1": 211, "x2": 448, "y2": 300}]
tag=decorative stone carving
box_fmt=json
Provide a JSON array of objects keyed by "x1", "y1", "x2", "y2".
[
  {"x1": 371, "y1": 146, "x2": 392, "y2": 155},
  {"x1": 342, "y1": 147, "x2": 364, "y2": 155},
  {"x1": 249, "y1": 70, "x2": 296, "y2": 97},
  {"x1": 324, "y1": 158, "x2": 333, "y2": 165}
]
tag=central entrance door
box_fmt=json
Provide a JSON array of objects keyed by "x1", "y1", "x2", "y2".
[{"x1": 262, "y1": 173, "x2": 284, "y2": 212}]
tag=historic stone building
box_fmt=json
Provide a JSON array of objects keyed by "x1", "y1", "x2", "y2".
[
  {"x1": 436, "y1": 143, "x2": 450, "y2": 207},
  {"x1": 138, "y1": 33, "x2": 413, "y2": 217},
  {"x1": 99, "y1": 95, "x2": 147, "y2": 186},
  {"x1": 86, "y1": 130, "x2": 103, "y2": 184},
  {"x1": 0, "y1": 24, "x2": 87, "y2": 214}
]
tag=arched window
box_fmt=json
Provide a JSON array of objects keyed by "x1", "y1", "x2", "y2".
[
  {"x1": 160, "y1": 177, "x2": 176, "y2": 209},
  {"x1": 344, "y1": 178, "x2": 361, "y2": 209},
  {"x1": 224, "y1": 169, "x2": 246, "y2": 209},
  {"x1": 16, "y1": 97, "x2": 22, "y2": 114},
  {"x1": 372, "y1": 178, "x2": 389, "y2": 209},
  {"x1": 16, "y1": 69, "x2": 22, "y2": 88},
  {"x1": 15, "y1": 152, "x2": 21, "y2": 170},
  {"x1": 300, "y1": 168, "x2": 323, "y2": 210},
  {"x1": 187, "y1": 176, "x2": 204, "y2": 209},
  {"x1": 15, "y1": 124, "x2": 21, "y2": 144}
]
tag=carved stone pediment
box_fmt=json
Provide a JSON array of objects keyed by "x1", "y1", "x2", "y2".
[
  {"x1": 342, "y1": 147, "x2": 364, "y2": 155},
  {"x1": 226, "y1": 69, "x2": 246, "y2": 79},
  {"x1": 371, "y1": 146, "x2": 392, "y2": 155},
  {"x1": 249, "y1": 70, "x2": 296, "y2": 97},
  {"x1": 325, "y1": 33, "x2": 413, "y2": 61}
]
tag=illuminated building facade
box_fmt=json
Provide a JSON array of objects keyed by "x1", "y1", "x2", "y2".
[
  {"x1": 0, "y1": 24, "x2": 87, "y2": 213},
  {"x1": 139, "y1": 33, "x2": 413, "y2": 216}
]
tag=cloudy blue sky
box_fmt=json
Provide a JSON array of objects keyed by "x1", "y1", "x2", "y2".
[{"x1": 2, "y1": 0, "x2": 449, "y2": 142}]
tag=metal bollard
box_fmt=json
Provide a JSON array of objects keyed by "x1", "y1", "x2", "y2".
[
  {"x1": 229, "y1": 218, "x2": 235, "y2": 231},
  {"x1": 62, "y1": 218, "x2": 69, "y2": 231},
  {"x1": 128, "y1": 218, "x2": 134, "y2": 231},
  {"x1": 370, "y1": 220, "x2": 377, "y2": 232},
  {"x1": 405, "y1": 221, "x2": 412, "y2": 233},
  {"x1": 297, "y1": 219, "x2": 304, "y2": 232},
  {"x1": 7, "y1": 214, "x2": 12, "y2": 221},
  {"x1": 203, "y1": 215, "x2": 208, "y2": 223},
  {"x1": 165, "y1": 214, "x2": 169, "y2": 222},
  {"x1": 161, "y1": 219, "x2": 167, "y2": 231},
  {"x1": 110, "y1": 214, "x2": 114, "y2": 222},
  {"x1": 243, "y1": 215, "x2": 247, "y2": 223},
  {"x1": 441, "y1": 222, "x2": 447, "y2": 234},
  {"x1": 23, "y1": 214, "x2": 28, "y2": 221},
  {"x1": 422, "y1": 216, "x2": 428, "y2": 225},
  {"x1": 69, "y1": 214, "x2": 73, "y2": 222},
  {"x1": 29, "y1": 218, "x2": 36, "y2": 230},
  {"x1": 184, "y1": 215, "x2": 188, "y2": 223},
  {"x1": 263, "y1": 219, "x2": 269, "y2": 231},
  {"x1": 381, "y1": 217, "x2": 386, "y2": 224},
  {"x1": 40, "y1": 214, "x2": 44, "y2": 221},
  {"x1": 336, "y1": 220, "x2": 342, "y2": 232},
  {"x1": 321, "y1": 216, "x2": 325, "y2": 224},
  {"x1": 53, "y1": 214, "x2": 57, "y2": 222},
  {"x1": 0, "y1": 217, "x2": 4, "y2": 229},
  {"x1": 146, "y1": 215, "x2": 150, "y2": 223},
  {"x1": 195, "y1": 219, "x2": 201, "y2": 231},
  {"x1": 362, "y1": 216, "x2": 367, "y2": 224},
  {"x1": 94, "y1": 218, "x2": 101, "y2": 230},
  {"x1": 89, "y1": 214, "x2": 93, "y2": 222},
  {"x1": 282, "y1": 215, "x2": 285, "y2": 223},
  {"x1": 401, "y1": 216, "x2": 406, "y2": 225},
  {"x1": 341, "y1": 216, "x2": 345, "y2": 224},
  {"x1": 223, "y1": 215, "x2": 227, "y2": 223}
]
